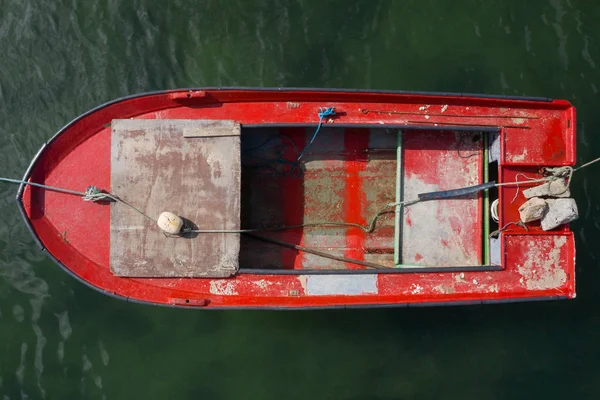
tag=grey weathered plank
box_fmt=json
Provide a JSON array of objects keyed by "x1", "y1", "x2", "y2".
[
  {"x1": 110, "y1": 119, "x2": 241, "y2": 277},
  {"x1": 182, "y1": 120, "x2": 241, "y2": 137}
]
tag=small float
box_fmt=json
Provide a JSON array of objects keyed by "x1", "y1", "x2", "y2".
[{"x1": 10, "y1": 88, "x2": 579, "y2": 309}]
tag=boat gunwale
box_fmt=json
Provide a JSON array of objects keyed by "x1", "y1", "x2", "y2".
[{"x1": 15, "y1": 246, "x2": 568, "y2": 310}]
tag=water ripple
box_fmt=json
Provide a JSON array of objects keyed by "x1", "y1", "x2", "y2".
[
  {"x1": 98, "y1": 341, "x2": 110, "y2": 367},
  {"x1": 15, "y1": 343, "x2": 27, "y2": 387},
  {"x1": 550, "y1": 0, "x2": 569, "y2": 70},
  {"x1": 31, "y1": 298, "x2": 47, "y2": 399},
  {"x1": 12, "y1": 304, "x2": 24, "y2": 322},
  {"x1": 55, "y1": 311, "x2": 72, "y2": 340}
]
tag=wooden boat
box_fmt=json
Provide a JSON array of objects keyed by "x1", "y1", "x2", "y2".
[{"x1": 16, "y1": 88, "x2": 577, "y2": 309}]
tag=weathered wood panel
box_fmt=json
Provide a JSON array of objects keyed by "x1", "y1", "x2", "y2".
[
  {"x1": 182, "y1": 120, "x2": 241, "y2": 137},
  {"x1": 110, "y1": 119, "x2": 240, "y2": 277}
]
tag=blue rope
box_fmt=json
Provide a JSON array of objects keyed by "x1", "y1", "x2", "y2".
[
  {"x1": 241, "y1": 107, "x2": 336, "y2": 177},
  {"x1": 296, "y1": 107, "x2": 336, "y2": 161}
]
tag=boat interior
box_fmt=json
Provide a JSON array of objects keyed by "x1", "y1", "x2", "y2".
[
  {"x1": 238, "y1": 125, "x2": 497, "y2": 271},
  {"x1": 108, "y1": 119, "x2": 499, "y2": 278}
]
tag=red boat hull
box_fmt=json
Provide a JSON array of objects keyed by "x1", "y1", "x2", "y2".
[{"x1": 17, "y1": 88, "x2": 576, "y2": 309}]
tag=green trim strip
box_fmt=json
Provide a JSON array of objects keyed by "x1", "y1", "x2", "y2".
[
  {"x1": 483, "y1": 133, "x2": 490, "y2": 265},
  {"x1": 394, "y1": 129, "x2": 403, "y2": 267}
]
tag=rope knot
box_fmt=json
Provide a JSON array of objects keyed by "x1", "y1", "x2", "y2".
[
  {"x1": 296, "y1": 107, "x2": 337, "y2": 161},
  {"x1": 83, "y1": 186, "x2": 114, "y2": 202},
  {"x1": 318, "y1": 107, "x2": 336, "y2": 119}
]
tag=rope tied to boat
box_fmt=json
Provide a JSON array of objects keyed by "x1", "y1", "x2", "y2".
[
  {"x1": 2, "y1": 145, "x2": 599, "y2": 269},
  {"x1": 181, "y1": 199, "x2": 419, "y2": 235},
  {"x1": 417, "y1": 165, "x2": 574, "y2": 202},
  {"x1": 0, "y1": 156, "x2": 588, "y2": 218},
  {"x1": 82, "y1": 186, "x2": 115, "y2": 202},
  {"x1": 242, "y1": 106, "x2": 337, "y2": 176},
  {"x1": 0, "y1": 179, "x2": 155, "y2": 222},
  {"x1": 80, "y1": 186, "x2": 154, "y2": 221},
  {"x1": 296, "y1": 107, "x2": 336, "y2": 161},
  {"x1": 490, "y1": 199, "x2": 499, "y2": 223},
  {"x1": 489, "y1": 221, "x2": 528, "y2": 238},
  {"x1": 80, "y1": 185, "x2": 155, "y2": 221}
]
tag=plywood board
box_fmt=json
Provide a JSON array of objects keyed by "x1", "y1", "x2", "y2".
[{"x1": 110, "y1": 119, "x2": 241, "y2": 277}]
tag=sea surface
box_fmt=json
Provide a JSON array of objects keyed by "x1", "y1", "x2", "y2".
[{"x1": 1, "y1": 1, "x2": 600, "y2": 399}]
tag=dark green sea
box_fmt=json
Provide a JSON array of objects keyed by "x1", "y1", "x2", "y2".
[{"x1": 2, "y1": 0, "x2": 600, "y2": 398}]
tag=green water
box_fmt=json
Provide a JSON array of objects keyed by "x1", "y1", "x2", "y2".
[{"x1": 1, "y1": 0, "x2": 600, "y2": 398}]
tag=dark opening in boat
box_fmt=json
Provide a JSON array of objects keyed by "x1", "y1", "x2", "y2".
[{"x1": 239, "y1": 126, "x2": 492, "y2": 271}]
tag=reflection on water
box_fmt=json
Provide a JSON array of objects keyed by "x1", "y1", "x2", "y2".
[{"x1": 1, "y1": 0, "x2": 600, "y2": 398}]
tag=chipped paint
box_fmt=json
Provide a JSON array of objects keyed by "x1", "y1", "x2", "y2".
[
  {"x1": 304, "y1": 275, "x2": 378, "y2": 296},
  {"x1": 436, "y1": 274, "x2": 498, "y2": 294},
  {"x1": 433, "y1": 283, "x2": 456, "y2": 294},
  {"x1": 210, "y1": 280, "x2": 238, "y2": 295},
  {"x1": 402, "y1": 176, "x2": 479, "y2": 266},
  {"x1": 253, "y1": 279, "x2": 273, "y2": 290},
  {"x1": 441, "y1": 105, "x2": 448, "y2": 113},
  {"x1": 517, "y1": 236, "x2": 568, "y2": 290},
  {"x1": 484, "y1": 283, "x2": 499, "y2": 293},
  {"x1": 400, "y1": 130, "x2": 482, "y2": 267},
  {"x1": 410, "y1": 283, "x2": 423, "y2": 294},
  {"x1": 511, "y1": 148, "x2": 528, "y2": 162}
]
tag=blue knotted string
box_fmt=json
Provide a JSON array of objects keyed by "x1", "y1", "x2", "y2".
[
  {"x1": 241, "y1": 107, "x2": 337, "y2": 177},
  {"x1": 296, "y1": 107, "x2": 336, "y2": 161}
]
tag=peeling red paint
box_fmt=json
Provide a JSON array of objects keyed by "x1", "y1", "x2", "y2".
[{"x1": 343, "y1": 128, "x2": 369, "y2": 269}]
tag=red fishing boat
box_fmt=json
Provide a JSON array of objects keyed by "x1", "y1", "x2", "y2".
[{"x1": 15, "y1": 88, "x2": 577, "y2": 309}]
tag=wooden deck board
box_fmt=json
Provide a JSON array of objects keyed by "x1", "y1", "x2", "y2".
[{"x1": 110, "y1": 119, "x2": 241, "y2": 277}]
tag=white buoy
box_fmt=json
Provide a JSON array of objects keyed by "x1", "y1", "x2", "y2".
[{"x1": 157, "y1": 211, "x2": 184, "y2": 234}]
